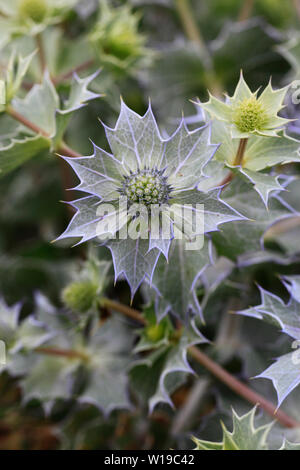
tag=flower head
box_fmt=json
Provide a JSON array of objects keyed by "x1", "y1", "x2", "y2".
[
  {"x1": 89, "y1": 1, "x2": 147, "y2": 73},
  {"x1": 0, "y1": 0, "x2": 77, "y2": 38},
  {"x1": 120, "y1": 168, "x2": 172, "y2": 206},
  {"x1": 18, "y1": 0, "x2": 48, "y2": 23},
  {"x1": 62, "y1": 281, "x2": 98, "y2": 313},
  {"x1": 200, "y1": 72, "x2": 290, "y2": 138},
  {"x1": 56, "y1": 101, "x2": 244, "y2": 296}
]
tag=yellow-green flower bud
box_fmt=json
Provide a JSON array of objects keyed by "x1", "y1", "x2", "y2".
[
  {"x1": 62, "y1": 281, "x2": 98, "y2": 313},
  {"x1": 233, "y1": 97, "x2": 268, "y2": 133},
  {"x1": 145, "y1": 323, "x2": 165, "y2": 342},
  {"x1": 104, "y1": 24, "x2": 141, "y2": 61},
  {"x1": 18, "y1": 0, "x2": 48, "y2": 23}
]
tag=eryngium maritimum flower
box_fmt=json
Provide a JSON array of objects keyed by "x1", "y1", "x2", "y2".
[
  {"x1": 89, "y1": 0, "x2": 148, "y2": 73},
  {"x1": 199, "y1": 72, "x2": 291, "y2": 138},
  {"x1": 0, "y1": 0, "x2": 77, "y2": 37},
  {"x1": 56, "y1": 102, "x2": 244, "y2": 296}
]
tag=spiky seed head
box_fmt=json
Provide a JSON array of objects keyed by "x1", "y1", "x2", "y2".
[
  {"x1": 18, "y1": 0, "x2": 48, "y2": 23},
  {"x1": 121, "y1": 168, "x2": 171, "y2": 206},
  {"x1": 233, "y1": 97, "x2": 268, "y2": 133},
  {"x1": 62, "y1": 281, "x2": 98, "y2": 313}
]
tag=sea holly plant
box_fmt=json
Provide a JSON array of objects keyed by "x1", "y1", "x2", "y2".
[
  {"x1": 194, "y1": 74, "x2": 300, "y2": 205},
  {"x1": 200, "y1": 72, "x2": 290, "y2": 139},
  {"x1": 89, "y1": 0, "x2": 150, "y2": 75},
  {"x1": 2, "y1": 0, "x2": 300, "y2": 451},
  {"x1": 237, "y1": 277, "x2": 300, "y2": 407},
  {"x1": 0, "y1": 0, "x2": 78, "y2": 48},
  {"x1": 56, "y1": 101, "x2": 245, "y2": 299},
  {"x1": 0, "y1": 50, "x2": 101, "y2": 175},
  {"x1": 192, "y1": 407, "x2": 300, "y2": 450}
]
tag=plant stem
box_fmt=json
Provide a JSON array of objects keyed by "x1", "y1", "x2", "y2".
[
  {"x1": 218, "y1": 171, "x2": 234, "y2": 189},
  {"x1": 234, "y1": 138, "x2": 248, "y2": 166},
  {"x1": 6, "y1": 106, "x2": 79, "y2": 207},
  {"x1": 36, "y1": 33, "x2": 46, "y2": 75},
  {"x1": 6, "y1": 105, "x2": 80, "y2": 158},
  {"x1": 293, "y1": 0, "x2": 300, "y2": 20},
  {"x1": 264, "y1": 216, "x2": 300, "y2": 238},
  {"x1": 175, "y1": 0, "x2": 206, "y2": 49},
  {"x1": 58, "y1": 141, "x2": 81, "y2": 158},
  {"x1": 174, "y1": 0, "x2": 223, "y2": 96},
  {"x1": 103, "y1": 298, "x2": 300, "y2": 429},
  {"x1": 238, "y1": 0, "x2": 255, "y2": 22},
  {"x1": 101, "y1": 298, "x2": 147, "y2": 325},
  {"x1": 188, "y1": 346, "x2": 299, "y2": 429},
  {"x1": 218, "y1": 138, "x2": 248, "y2": 188},
  {"x1": 22, "y1": 59, "x2": 96, "y2": 92},
  {"x1": 53, "y1": 60, "x2": 95, "y2": 85},
  {"x1": 7, "y1": 105, "x2": 49, "y2": 138},
  {"x1": 35, "y1": 347, "x2": 89, "y2": 361}
]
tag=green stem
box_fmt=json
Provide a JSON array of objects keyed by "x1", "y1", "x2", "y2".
[
  {"x1": 234, "y1": 138, "x2": 248, "y2": 166},
  {"x1": 238, "y1": 0, "x2": 255, "y2": 22},
  {"x1": 35, "y1": 347, "x2": 89, "y2": 361},
  {"x1": 36, "y1": 33, "x2": 46, "y2": 75},
  {"x1": 7, "y1": 105, "x2": 49, "y2": 138},
  {"x1": 174, "y1": 0, "x2": 223, "y2": 96},
  {"x1": 175, "y1": 0, "x2": 206, "y2": 49},
  {"x1": 103, "y1": 298, "x2": 300, "y2": 429},
  {"x1": 218, "y1": 138, "x2": 248, "y2": 188},
  {"x1": 293, "y1": 0, "x2": 300, "y2": 20},
  {"x1": 188, "y1": 346, "x2": 299, "y2": 429},
  {"x1": 6, "y1": 106, "x2": 79, "y2": 207},
  {"x1": 100, "y1": 298, "x2": 147, "y2": 325},
  {"x1": 53, "y1": 60, "x2": 95, "y2": 86},
  {"x1": 6, "y1": 105, "x2": 81, "y2": 158}
]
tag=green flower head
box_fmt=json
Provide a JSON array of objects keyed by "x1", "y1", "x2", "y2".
[
  {"x1": 0, "y1": 0, "x2": 78, "y2": 39},
  {"x1": 200, "y1": 72, "x2": 290, "y2": 138},
  {"x1": 89, "y1": 0, "x2": 147, "y2": 73},
  {"x1": 18, "y1": 0, "x2": 48, "y2": 23}
]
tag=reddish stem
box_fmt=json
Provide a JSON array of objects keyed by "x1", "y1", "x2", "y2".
[{"x1": 103, "y1": 298, "x2": 300, "y2": 429}]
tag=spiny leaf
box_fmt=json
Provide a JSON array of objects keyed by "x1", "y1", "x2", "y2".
[
  {"x1": 130, "y1": 319, "x2": 207, "y2": 412},
  {"x1": 238, "y1": 277, "x2": 300, "y2": 406},
  {"x1": 256, "y1": 352, "x2": 300, "y2": 408},
  {"x1": 150, "y1": 238, "x2": 211, "y2": 322},
  {"x1": 12, "y1": 71, "x2": 59, "y2": 138},
  {"x1": 280, "y1": 440, "x2": 300, "y2": 450},
  {"x1": 20, "y1": 311, "x2": 134, "y2": 415},
  {"x1": 237, "y1": 169, "x2": 285, "y2": 208},
  {"x1": 0, "y1": 134, "x2": 50, "y2": 177},
  {"x1": 238, "y1": 283, "x2": 300, "y2": 340},
  {"x1": 78, "y1": 317, "x2": 134, "y2": 415},
  {"x1": 0, "y1": 297, "x2": 55, "y2": 376},
  {"x1": 5, "y1": 50, "x2": 36, "y2": 102},
  {"x1": 193, "y1": 407, "x2": 273, "y2": 450},
  {"x1": 212, "y1": 178, "x2": 296, "y2": 260},
  {"x1": 54, "y1": 71, "x2": 102, "y2": 145},
  {"x1": 11, "y1": 70, "x2": 100, "y2": 148},
  {"x1": 107, "y1": 237, "x2": 160, "y2": 298}
]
